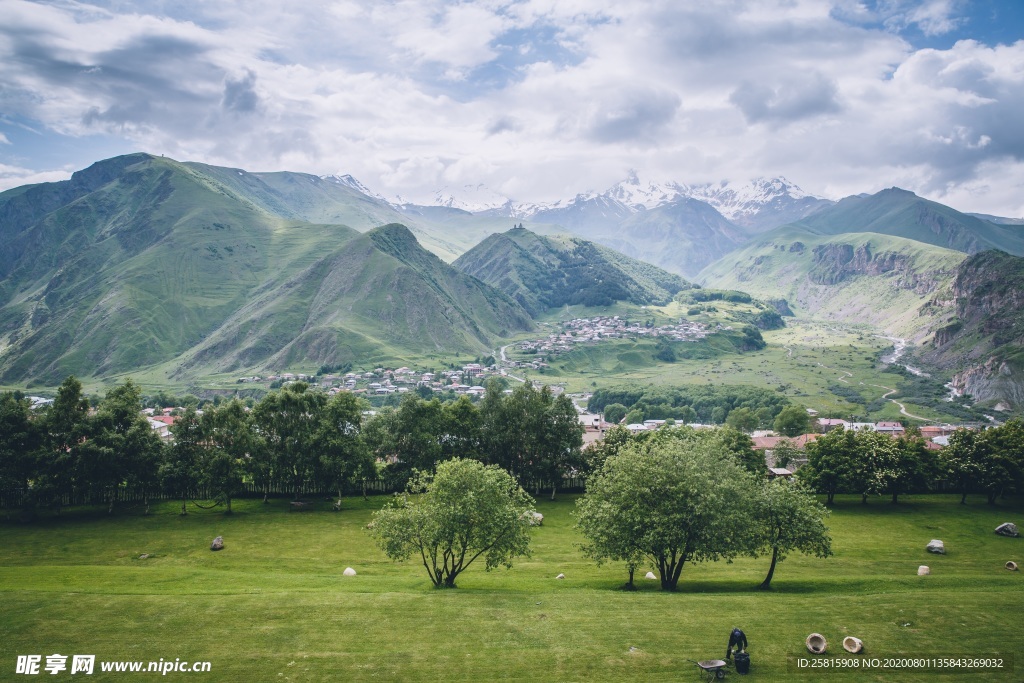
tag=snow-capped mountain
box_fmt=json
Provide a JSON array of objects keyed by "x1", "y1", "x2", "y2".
[
  {"x1": 429, "y1": 184, "x2": 519, "y2": 214},
  {"x1": 602, "y1": 170, "x2": 687, "y2": 210},
  {"x1": 322, "y1": 174, "x2": 394, "y2": 204},
  {"x1": 330, "y1": 170, "x2": 831, "y2": 233},
  {"x1": 679, "y1": 177, "x2": 833, "y2": 231}
]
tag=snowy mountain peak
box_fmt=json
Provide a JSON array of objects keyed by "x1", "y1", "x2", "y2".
[
  {"x1": 429, "y1": 184, "x2": 517, "y2": 214},
  {"x1": 322, "y1": 174, "x2": 391, "y2": 203},
  {"x1": 598, "y1": 171, "x2": 685, "y2": 211},
  {"x1": 678, "y1": 177, "x2": 821, "y2": 221}
]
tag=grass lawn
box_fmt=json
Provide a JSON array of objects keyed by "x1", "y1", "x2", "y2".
[{"x1": 1, "y1": 493, "x2": 1022, "y2": 682}]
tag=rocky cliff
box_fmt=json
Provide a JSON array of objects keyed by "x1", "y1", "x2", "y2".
[
  {"x1": 925, "y1": 250, "x2": 1024, "y2": 409},
  {"x1": 809, "y1": 242, "x2": 945, "y2": 294}
]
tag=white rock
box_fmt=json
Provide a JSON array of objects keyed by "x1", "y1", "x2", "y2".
[
  {"x1": 926, "y1": 539, "x2": 945, "y2": 554},
  {"x1": 995, "y1": 523, "x2": 1019, "y2": 537},
  {"x1": 343, "y1": 567, "x2": 357, "y2": 576},
  {"x1": 556, "y1": 573, "x2": 565, "y2": 579},
  {"x1": 645, "y1": 571, "x2": 657, "y2": 580},
  {"x1": 918, "y1": 565, "x2": 930, "y2": 575},
  {"x1": 522, "y1": 511, "x2": 544, "y2": 526}
]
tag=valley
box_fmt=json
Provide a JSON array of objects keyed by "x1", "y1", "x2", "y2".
[{"x1": 0, "y1": 153, "x2": 1021, "y2": 423}]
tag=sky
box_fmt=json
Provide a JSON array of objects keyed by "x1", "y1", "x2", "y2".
[{"x1": 1, "y1": 0, "x2": 1023, "y2": 216}]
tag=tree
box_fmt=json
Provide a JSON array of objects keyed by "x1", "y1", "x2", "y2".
[
  {"x1": 752, "y1": 479, "x2": 832, "y2": 589},
  {"x1": 717, "y1": 426, "x2": 764, "y2": 475},
  {"x1": 582, "y1": 425, "x2": 632, "y2": 473},
  {"x1": 368, "y1": 458, "x2": 535, "y2": 588},
  {"x1": 603, "y1": 403, "x2": 628, "y2": 425},
  {"x1": 773, "y1": 405, "x2": 810, "y2": 437},
  {"x1": 37, "y1": 376, "x2": 91, "y2": 513},
  {"x1": 88, "y1": 379, "x2": 162, "y2": 514},
  {"x1": 725, "y1": 407, "x2": 758, "y2": 433},
  {"x1": 201, "y1": 400, "x2": 254, "y2": 514},
  {"x1": 973, "y1": 420, "x2": 1024, "y2": 504},
  {"x1": 0, "y1": 392, "x2": 42, "y2": 516},
  {"x1": 316, "y1": 392, "x2": 371, "y2": 501},
  {"x1": 162, "y1": 407, "x2": 205, "y2": 515},
  {"x1": 943, "y1": 428, "x2": 984, "y2": 504},
  {"x1": 534, "y1": 392, "x2": 584, "y2": 500},
  {"x1": 623, "y1": 409, "x2": 644, "y2": 425},
  {"x1": 479, "y1": 383, "x2": 583, "y2": 494},
  {"x1": 251, "y1": 383, "x2": 326, "y2": 500},
  {"x1": 800, "y1": 428, "x2": 859, "y2": 505},
  {"x1": 575, "y1": 435, "x2": 757, "y2": 591},
  {"x1": 440, "y1": 396, "x2": 482, "y2": 462}
]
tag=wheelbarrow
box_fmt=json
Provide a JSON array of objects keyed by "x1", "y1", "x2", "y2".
[{"x1": 691, "y1": 659, "x2": 728, "y2": 681}]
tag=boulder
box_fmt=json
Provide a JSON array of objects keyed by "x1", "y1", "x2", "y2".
[
  {"x1": 926, "y1": 539, "x2": 945, "y2": 554},
  {"x1": 805, "y1": 633, "x2": 827, "y2": 654},
  {"x1": 1006, "y1": 561, "x2": 1018, "y2": 571},
  {"x1": 842, "y1": 637, "x2": 864, "y2": 654},
  {"x1": 527, "y1": 512, "x2": 544, "y2": 526},
  {"x1": 556, "y1": 573, "x2": 565, "y2": 580},
  {"x1": 138, "y1": 553, "x2": 150, "y2": 560},
  {"x1": 343, "y1": 567, "x2": 357, "y2": 576},
  {"x1": 995, "y1": 523, "x2": 1019, "y2": 537},
  {"x1": 918, "y1": 565, "x2": 930, "y2": 575},
  {"x1": 645, "y1": 571, "x2": 657, "y2": 580},
  {"x1": 210, "y1": 536, "x2": 224, "y2": 551}
]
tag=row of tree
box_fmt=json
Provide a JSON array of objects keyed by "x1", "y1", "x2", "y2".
[
  {"x1": 798, "y1": 421, "x2": 1024, "y2": 505},
  {"x1": 0, "y1": 376, "x2": 584, "y2": 516}
]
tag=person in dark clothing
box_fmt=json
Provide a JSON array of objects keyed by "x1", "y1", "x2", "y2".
[{"x1": 726, "y1": 628, "x2": 748, "y2": 660}]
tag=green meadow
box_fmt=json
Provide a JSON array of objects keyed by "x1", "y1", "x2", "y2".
[{"x1": 2, "y1": 494, "x2": 1021, "y2": 682}]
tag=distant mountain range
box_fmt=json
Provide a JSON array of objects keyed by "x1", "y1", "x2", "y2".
[{"x1": 5, "y1": 151, "x2": 1024, "y2": 406}]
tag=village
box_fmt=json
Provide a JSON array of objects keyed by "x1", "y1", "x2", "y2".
[
  {"x1": 234, "y1": 362, "x2": 510, "y2": 399},
  {"x1": 511, "y1": 315, "x2": 715, "y2": 362}
]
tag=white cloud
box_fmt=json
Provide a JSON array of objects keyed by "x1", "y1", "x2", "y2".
[{"x1": 0, "y1": 0, "x2": 1022, "y2": 215}]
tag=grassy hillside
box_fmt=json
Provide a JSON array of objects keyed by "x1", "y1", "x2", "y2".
[
  {"x1": 0, "y1": 155, "x2": 532, "y2": 384},
  {"x1": 789, "y1": 187, "x2": 1024, "y2": 255},
  {"x1": 453, "y1": 227, "x2": 690, "y2": 316},
  {"x1": 698, "y1": 230, "x2": 966, "y2": 340}
]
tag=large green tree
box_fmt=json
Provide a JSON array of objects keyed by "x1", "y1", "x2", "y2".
[
  {"x1": 37, "y1": 376, "x2": 91, "y2": 512},
  {"x1": 88, "y1": 379, "x2": 163, "y2": 514},
  {"x1": 0, "y1": 392, "x2": 42, "y2": 514},
  {"x1": 251, "y1": 383, "x2": 326, "y2": 499},
  {"x1": 575, "y1": 435, "x2": 757, "y2": 591},
  {"x1": 752, "y1": 479, "x2": 832, "y2": 589},
  {"x1": 316, "y1": 392, "x2": 372, "y2": 501},
  {"x1": 162, "y1": 407, "x2": 205, "y2": 515},
  {"x1": 773, "y1": 405, "x2": 810, "y2": 437},
  {"x1": 800, "y1": 428, "x2": 859, "y2": 505},
  {"x1": 201, "y1": 400, "x2": 254, "y2": 514},
  {"x1": 974, "y1": 420, "x2": 1024, "y2": 504},
  {"x1": 368, "y1": 458, "x2": 535, "y2": 588}
]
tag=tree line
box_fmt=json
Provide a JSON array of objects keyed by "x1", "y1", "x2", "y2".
[
  {"x1": 0, "y1": 376, "x2": 584, "y2": 517},
  {"x1": 798, "y1": 421, "x2": 1024, "y2": 505}
]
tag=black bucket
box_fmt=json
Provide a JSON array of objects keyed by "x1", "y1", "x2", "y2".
[{"x1": 734, "y1": 652, "x2": 750, "y2": 675}]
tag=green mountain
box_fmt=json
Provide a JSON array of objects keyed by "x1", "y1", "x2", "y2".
[
  {"x1": 922, "y1": 250, "x2": 1024, "y2": 408},
  {"x1": 0, "y1": 154, "x2": 532, "y2": 383},
  {"x1": 452, "y1": 227, "x2": 691, "y2": 316},
  {"x1": 788, "y1": 187, "x2": 1024, "y2": 255},
  {"x1": 698, "y1": 229, "x2": 966, "y2": 339}
]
